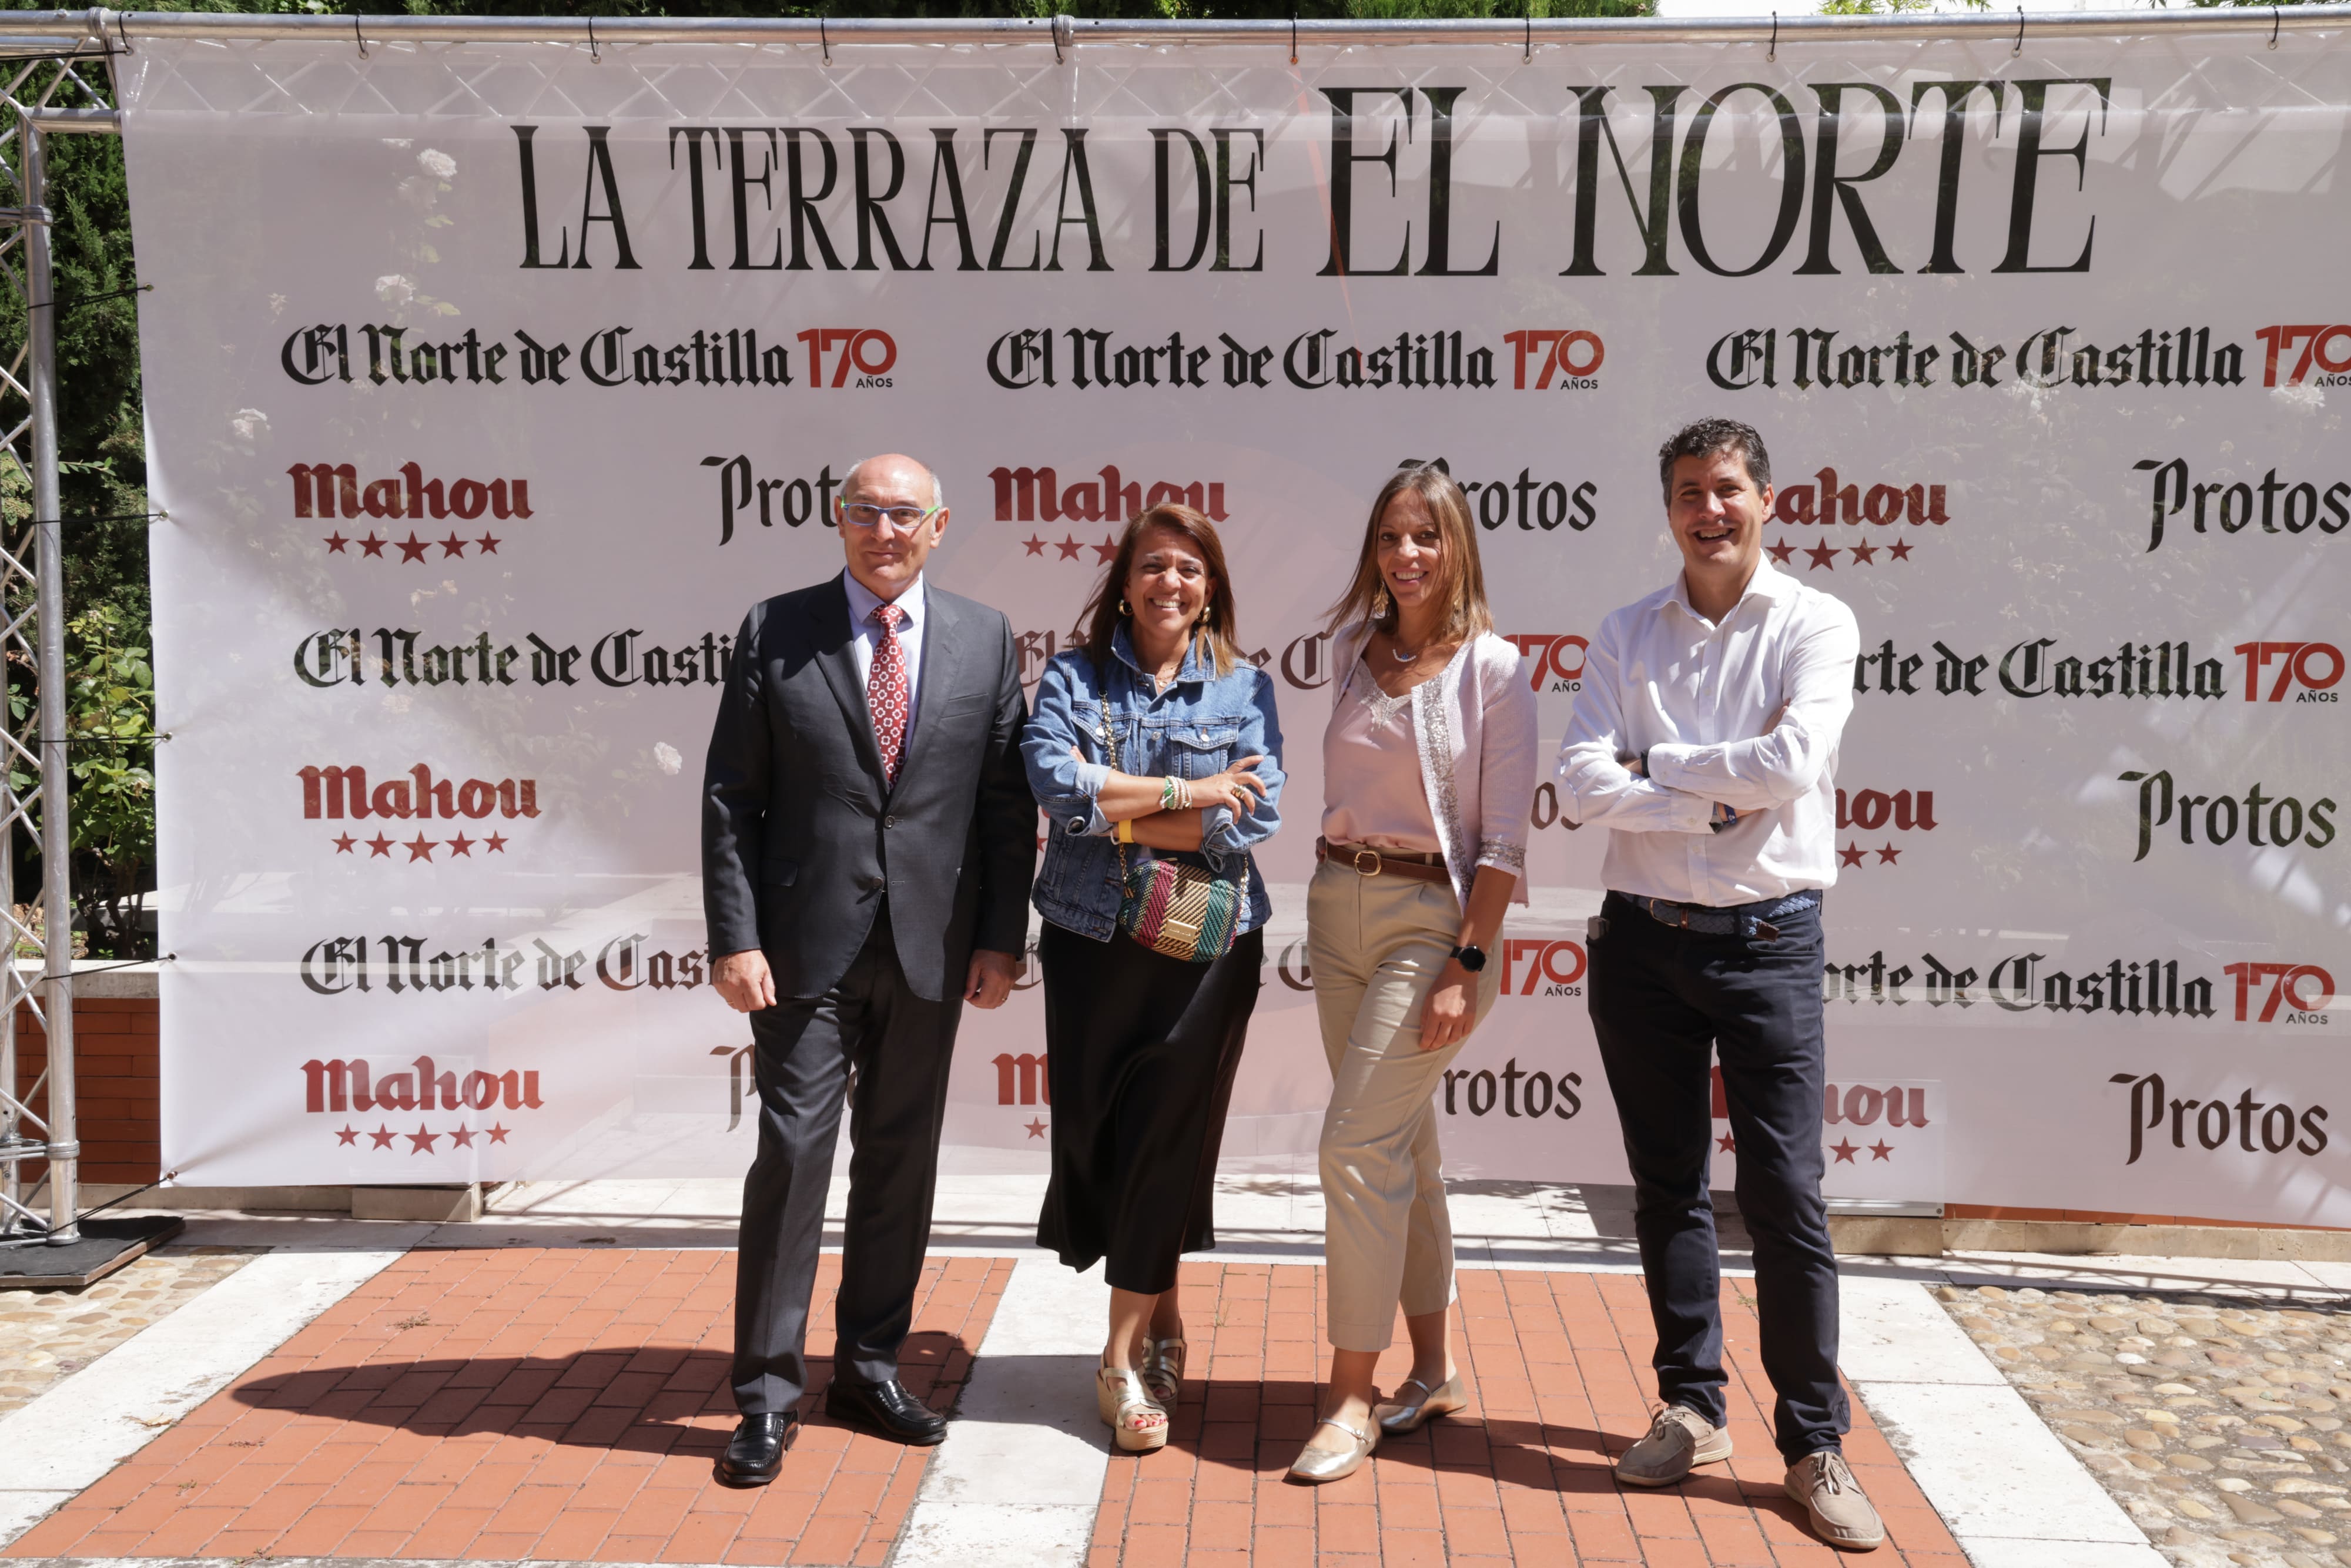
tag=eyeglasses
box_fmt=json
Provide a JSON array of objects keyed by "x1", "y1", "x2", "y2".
[{"x1": 838, "y1": 501, "x2": 941, "y2": 530}]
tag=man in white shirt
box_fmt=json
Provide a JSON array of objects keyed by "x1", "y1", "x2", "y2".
[{"x1": 1557, "y1": 419, "x2": 1879, "y2": 1552}]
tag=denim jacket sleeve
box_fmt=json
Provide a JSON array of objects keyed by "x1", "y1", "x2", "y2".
[
  {"x1": 1199, "y1": 668, "x2": 1285, "y2": 878},
  {"x1": 1021, "y1": 654, "x2": 1113, "y2": 839}
]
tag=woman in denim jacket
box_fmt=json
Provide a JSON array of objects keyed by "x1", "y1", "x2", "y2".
[{"x1": 1022, "y1": 502, "x2": 1285, "y2": 1453}]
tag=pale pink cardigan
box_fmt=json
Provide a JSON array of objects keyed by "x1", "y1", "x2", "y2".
[{"x1": 1328, "y1": 625, "x2": 1539, "y2": 907}]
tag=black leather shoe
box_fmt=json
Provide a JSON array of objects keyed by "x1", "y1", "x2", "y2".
[
  {"x1": 713, "y1": 1412, "x2": 796, "y2": 1487},
  {"x1": 825, "y1": 1376, "x2": 947, "y2": 1445}
]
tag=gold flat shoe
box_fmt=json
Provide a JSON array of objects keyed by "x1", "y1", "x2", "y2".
[
  {"x1": 1141, "y1": 1335, "x2": 1187, "y2": 1409},
  {"x1": 1287, "y1": 1416, "x2": 1378, "y2": 1483},
  {"x1": 1375, "y1": 1373, "x2": 1468, "y2": 1435}
]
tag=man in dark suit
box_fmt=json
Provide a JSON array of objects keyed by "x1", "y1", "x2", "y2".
[{"x1": 702, "y1": 451, "x2": 1034, "y2": 1486}]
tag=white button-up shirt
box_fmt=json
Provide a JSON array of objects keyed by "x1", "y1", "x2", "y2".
[
  {"x1": 842, "y1": 568, "x2": 927, "y2": 739},
  {"x1": 1556, "y1": 558, "x2": 1858, "y2": 907}
]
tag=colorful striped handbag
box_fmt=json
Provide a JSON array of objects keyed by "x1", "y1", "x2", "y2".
[{"x1": 1100, "y1": 705, "x2": 1243, "y2": 964}]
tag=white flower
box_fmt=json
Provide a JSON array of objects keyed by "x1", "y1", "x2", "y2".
[
  {"x1": 374, "y1": 273, "x2": 416, "y2": 306},
  {"x1": 229, "y1": 408, "x2": 268, "y2": 442},
  {"x1": 653, "y1": 742, "x2": 682, "y2": 776},
  {"x1": 418, "y1": 148, "x2": 456, "y2": 180}
]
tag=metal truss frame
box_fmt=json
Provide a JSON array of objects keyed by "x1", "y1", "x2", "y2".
[{"x1": 0, "y1": 31, "x2": 115, "y2": 1248}]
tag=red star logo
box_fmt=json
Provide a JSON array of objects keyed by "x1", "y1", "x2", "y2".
[
  {"x1": 438, "y1": 533, "x2": 468, "y2": 558},
  {"x1": 1837, "y1": 841, "x2": 1864, "y2": 868},
  {"x1": 1765, "y1": 540, "x2": 1796, "y2": 565},
  {"x1": 1716, "y1": 1132, "x2": 1736, "y2": 1154},
  {"x1": 404, "y1": 835, "x2": 436, "y2": 862},
  {"x1": 1804, "y1": 541, "x2": 1839, "y2": 571},
  {"x1": 407, "y1": 1124, "x2": 438, "y2": 1154},
  {"x1": 475, "y1": 534, "x2": 500, "y2": 554},
  {"x1": 396, "y1": 532, "x2": 430, "y2": 563},
  {"x1": 1024, "y1": 1118, "x2": 1048, "y2": 1139},
  {"x1": 359, "y1": 532, "x2": 387, "y2": 558},
  {"x1": 1056, "y1": 535, "x2": 1082, "y2": 560},
  {"x1": 1023, "y1": 535, "x2": 1046, "y2": 557},
  {"x1": 367, "y1": 835, "x2": 395, "y2": 857},
  {"x1": 1092, "y1": 536, "x2": 1119, "y2": 564},
  {"x1": 447, "y1": 1125, "x2": 476, "y2": 1148},
  {"x1": 1850, "y1": 541, "x2": 1878, "y2": 565},
  {"x1": 336, "y1": 1125, "x2": 359, "y2": 1146},
  {"x1": 486, "y1": 1123, "x2": 511, "y2": 1144},
  {"x1": 484, "y1": 833, "x2": 508, "y2": 853},
  {"x1": 1869, "y1": 1140, "x2": 1894, "y2": 1161},
  {"x1": 333, "y1": 834, "x2": 357, "y2": 853},
  {"x1": 1876, "y1": 843, "x2": 1901, "y2": 865},
  {"x1": 1830, "y1": 1138, "x2": 1859, "y2": 1164},
  {"x1": 369, "y1": 1124, "x2": 397, "y2": 1149},
  {"x1": 1887, "y1": 539, "x2": 1914, "y2": 561},
  {"x1": 324, "y1": 533, "x2": 350, "y2": 554},
  {"x1": 447, "y1": 833, "x2": 474, "y2": 856}
]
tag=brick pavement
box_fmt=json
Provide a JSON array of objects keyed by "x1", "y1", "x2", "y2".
[
  {"x1": 1089, "y1": 1261, "x2": 1969, "y2": 1567},
  {"x1": 4, "y1": 1247, "x2": 1010, "y2": 1566}
]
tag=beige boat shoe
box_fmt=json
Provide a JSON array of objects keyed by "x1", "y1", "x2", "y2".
[
  {"x1": 1784, "y1": 1449, "x2": 1886, "y2": 1551},
  {"x1": 1613, "y1": 1403, "x2": 1732, "y2": 1487}
]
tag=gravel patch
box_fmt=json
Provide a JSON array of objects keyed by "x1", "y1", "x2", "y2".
[
  {"x1": 0, "y1": 1245, "x2": 257, "y2": 1418},
  {"x1": 1938, "y1": 1282, "x2": 2351, "y2": 1568}
]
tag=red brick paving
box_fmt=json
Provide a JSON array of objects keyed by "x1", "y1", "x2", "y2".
[
  {"x1": 1087, "y1": 1262, "x2": 1968, "y2": 1567},
  {"x1": 5, "y1": 1248, "x2": 1010, "y2": 1565}
]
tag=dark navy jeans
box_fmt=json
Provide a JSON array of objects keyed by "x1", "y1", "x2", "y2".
[{"x1": 1587, "y1": 890, "x2": 1848, "y2": 1464}]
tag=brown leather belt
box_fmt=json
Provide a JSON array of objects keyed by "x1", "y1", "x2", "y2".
[{"x1": 1315, "y1": 836, "x2": 1451, "y2": 884}]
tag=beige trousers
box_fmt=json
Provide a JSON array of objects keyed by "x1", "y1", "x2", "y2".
[{"x1": 1307, "y1": 859, "x2": 1502, "y2": 1352}]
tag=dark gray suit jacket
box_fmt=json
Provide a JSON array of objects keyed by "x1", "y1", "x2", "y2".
[{"x1": 701, "y1": 574, "x2": 1034, "y2": 1003}]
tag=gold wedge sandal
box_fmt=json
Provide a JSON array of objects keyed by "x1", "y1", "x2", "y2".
[
  {"x1": 1140, "y1": 1335, "x2": 1188, "y2": 1409},
  {"x1": 1375, "y1": 1373, "x2": 1469, "y2": 1435},
  {"x1": 1097, "y1": 1365, "x2": 1169, "y2": 1454}
]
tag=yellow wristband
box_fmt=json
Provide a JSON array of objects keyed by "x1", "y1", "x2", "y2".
[{"x1": 1116, "y1": 818, "x2": 1134, "y2": 843}]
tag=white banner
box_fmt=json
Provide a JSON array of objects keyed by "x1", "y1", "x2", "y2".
[{"x1": 125, "y1": 29, "x2": 2351, "y2": 1224}]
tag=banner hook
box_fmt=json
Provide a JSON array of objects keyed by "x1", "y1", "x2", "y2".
[
  {"x1": 1290, "y1": 11, "x2": 1298, "y2": 67},
  {"x1": 1053, "y1": 15, "x2": 1064, "y2": 65},
  {"x1": 588, "y1": 16, "x2": 600, "y2": 63},
  {"x1": 1767, "y1": 12, "x2": 1777, "y2": 63},
  {"x1": 113, "y1": 12, "x2": 130, "y2": 55},
  {"x1": 2011, "y1": 6, "x2": 2024, "y2": 57},
  {"x1": 820, "y1": 17, "x2": 830, "y2": 67},
  {"x1": 353, "y1": 14, "x2": 367, "y2": 60},
  {"x1": 2270, "y1": 2, "x2": 2281, "y2": 49},
  {"x1": 1523, "y1": 4, "x2": 1532, "y2": 64}
]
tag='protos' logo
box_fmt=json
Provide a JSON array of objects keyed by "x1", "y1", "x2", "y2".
[{"x1": 2108, "y1": 1070, "x2": 2329, "y2": 1165}]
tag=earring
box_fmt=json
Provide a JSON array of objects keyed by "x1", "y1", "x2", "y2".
[{"x1": 1120, "y1": 598, "x2": 1131, "y2": 617}]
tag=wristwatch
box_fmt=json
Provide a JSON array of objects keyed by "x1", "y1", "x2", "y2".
[{"x1": 1450, "y1": 944, "x2": 1487, "y2": 973}]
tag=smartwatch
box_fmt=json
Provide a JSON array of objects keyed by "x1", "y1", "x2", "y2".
[{"x1": 1450, "y1": 944, "x2": 1488, "y2": 973}]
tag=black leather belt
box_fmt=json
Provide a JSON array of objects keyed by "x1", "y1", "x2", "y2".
[{"x1": 1619, "y1": 890, "x2": 1818, "y2": 941}]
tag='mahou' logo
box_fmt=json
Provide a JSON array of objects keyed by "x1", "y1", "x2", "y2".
[
  {"x1": 300, "y1": 763, "x2": 540, "y2": 821},
  {"x1": 289, "y1": 461, "x2": 533, "y2": 522},
  {"x1": 990, "y1": 464, "x2": 1227, "y2": 525}
]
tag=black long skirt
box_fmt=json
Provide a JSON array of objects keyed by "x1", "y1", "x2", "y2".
[{"x1": 1034, "y1": 920, "x2": 1264, "y2": 1295}]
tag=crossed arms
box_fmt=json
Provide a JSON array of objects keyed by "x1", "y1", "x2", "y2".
[{"x1": 1555, "y1": 610, "x2": 1858, "y2": 833}]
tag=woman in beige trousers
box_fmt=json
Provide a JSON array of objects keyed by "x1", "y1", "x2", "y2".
[{"x1": 1288, "y1": 463, "x2": 1538, "y2": 1482}]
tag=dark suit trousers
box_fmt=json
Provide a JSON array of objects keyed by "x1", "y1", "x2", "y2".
[{"x1": 731, "y1": 912, "x2": 960, "y2": 1416}]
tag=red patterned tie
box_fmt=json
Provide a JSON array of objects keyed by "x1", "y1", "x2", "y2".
[{"x1": 868, "y1": 603, "x2": 910, "y2": 785}]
